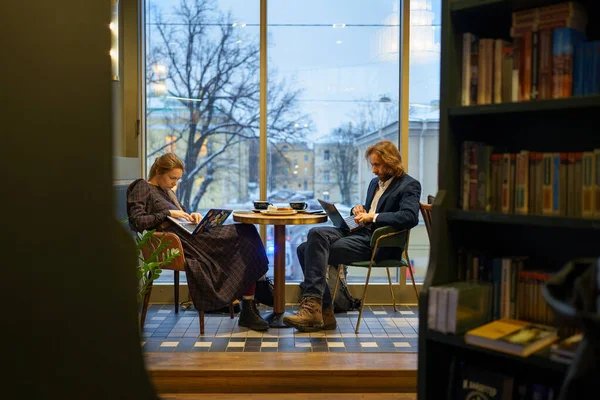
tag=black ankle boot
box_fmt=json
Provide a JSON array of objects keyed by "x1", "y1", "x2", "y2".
[{"x1": 238, "y1": 299, "x2": 269, "y2": 331}]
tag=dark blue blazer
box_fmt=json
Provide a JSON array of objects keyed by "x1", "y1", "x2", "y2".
[{"x1": 359, "y1": 173, "x2": 421, "y2": 231}]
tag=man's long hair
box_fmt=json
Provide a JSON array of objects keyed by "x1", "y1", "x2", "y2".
[{"x1": 365, "y1": 140, "x2": 404, "y2": 178}]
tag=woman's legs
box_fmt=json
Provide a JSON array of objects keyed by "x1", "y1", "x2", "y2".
[
  {"x1": 238, "y1": 282, "x2": 269, "y2": 331},
  {"x1": 242, "y1": 283, "x2": 256, "y2": 298}
]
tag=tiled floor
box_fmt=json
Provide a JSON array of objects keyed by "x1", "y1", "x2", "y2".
[{"x1": 141, "y1": 304, "x2": 419, "y2": 353}]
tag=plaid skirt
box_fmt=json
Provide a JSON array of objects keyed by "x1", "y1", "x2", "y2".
[{"x1": 167, "y1": 223, "x2": 269, "y2": 311}]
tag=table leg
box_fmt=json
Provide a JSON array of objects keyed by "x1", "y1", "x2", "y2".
[{"x1": 263, "y1": 224, "x2": 292, "y2": 328}]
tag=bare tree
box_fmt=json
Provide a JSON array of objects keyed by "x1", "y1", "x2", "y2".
[
  {"x1": 329, "y1": 123, "x2": 359, "y2": 205},
  {"x1": 352, "y1": 97, "x2": 397, "y2": 135},
  {"x1": 147, "y1": 0, "x2": 307, "y2": 210}
]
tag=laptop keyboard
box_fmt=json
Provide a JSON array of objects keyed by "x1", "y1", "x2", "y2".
[
  {"x1": 182, "y1": 223, "x2": 197, "y2": 232},
  {"x1": 344, "y1": 215, "x2": 360, "y2": 230}
]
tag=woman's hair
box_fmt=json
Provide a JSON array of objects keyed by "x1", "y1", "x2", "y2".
[
  {"x1": 148, "y1": 153, "x2": 185, "y2": 180},
  {"x1": 365, "y1": 140, "x2": 404, "y2": 178}
]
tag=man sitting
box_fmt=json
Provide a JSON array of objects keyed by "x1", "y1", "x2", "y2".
[{"x1": 284, "y1": 140, "x2": 421, "y2": 332}]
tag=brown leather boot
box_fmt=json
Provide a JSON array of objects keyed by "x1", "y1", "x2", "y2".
[
  {"x1": 283, "y1": 297, "x2": 323, "y2": 332},
  {"x1": 322, "y1": 306, "x2": 337, "y2": 330}
]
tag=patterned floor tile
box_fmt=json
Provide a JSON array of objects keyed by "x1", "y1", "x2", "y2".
[{"x1": 141, "y1": 305, "x2": 419, "y2": 354}]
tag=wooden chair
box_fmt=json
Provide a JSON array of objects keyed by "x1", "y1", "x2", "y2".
[
  {"x1": 139, "y1": 231, "x2": 234, "y2": 334},
  {"x1": 419, "y1": 202, "x2": 433, "y2": 241},
  {"x1": 331, "y1": 226, "x2": 418, "y2": 333}
]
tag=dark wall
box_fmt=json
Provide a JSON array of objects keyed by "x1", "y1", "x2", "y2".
[{"x1": 1, "y1": 1, "x2": 156, "y2": 398}]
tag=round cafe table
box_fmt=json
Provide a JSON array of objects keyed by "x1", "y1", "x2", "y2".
[{"x1": 233, "y1": 211, "x2": 328, "y2": 328}]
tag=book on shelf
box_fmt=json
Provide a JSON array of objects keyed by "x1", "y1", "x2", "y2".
[
  {"x1": 549, "y1": 332, "x2": 583, "y2": 364},
  {"x1": 460, "y1": 141, "x2": 600, "y2": 219},
  {"x1": 428, "y1": 281, "x2": 492, "y2": 334},
  {"x1": 464, "y1": 318, "x2": 559, "y2": 357},
  {"x1": 456, "y1": 251, "x2": 557, "y2": 324},
  {"x1": 455, "y1": 361, "x2": 514, "y2": 400},
  {"x1": 459, "y1": 1, "x2": 599, "y2": 106},
  {"x1": 454, "y1": 359, "x2": 560, "y2": 399}
]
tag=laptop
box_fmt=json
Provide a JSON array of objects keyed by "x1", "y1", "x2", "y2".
[
  {"x1": 168, "y1": 209, "x2": 233, "y2": 235},
  {"x1": 317, "y1": 199, "x2": 364, "y2": 232}
]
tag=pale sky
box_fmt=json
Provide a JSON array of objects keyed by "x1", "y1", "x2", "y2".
[{"x1": 148, "y1": 0, "x2": 441, "y2": 138}]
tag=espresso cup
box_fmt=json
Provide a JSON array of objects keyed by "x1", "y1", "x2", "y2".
[
  {"x1": 253, "y1": 200, "x2": 272, "y2": 210},
  {"x1": 289, "y1": 201, "x2": 308, "y2": 210}
]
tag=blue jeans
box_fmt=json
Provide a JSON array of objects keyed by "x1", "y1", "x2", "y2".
[{"x1": 297, "y1": 226, "x2": 372, "y2": 308}]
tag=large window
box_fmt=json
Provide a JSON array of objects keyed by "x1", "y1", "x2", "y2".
[
  {"x1": 268, "y1": 1, "x2": 401, "y2": 283},
  {"x1": 143, "y1": 0, "x2": 440, "y2": 286},
  {"x1": 145, "y1": 0, "x2": 260, "y2": 283},
  {"x1": 407, "y1": 0, "x2": 440, "y2": 283}
]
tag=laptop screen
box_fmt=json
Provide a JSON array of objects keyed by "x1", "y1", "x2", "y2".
[
  {"x1": 192, "y1": 209, "x2": 233, "y2": 234},
  {"x1": 317, "y1": 199, "x2": 347, "y2": 229}
]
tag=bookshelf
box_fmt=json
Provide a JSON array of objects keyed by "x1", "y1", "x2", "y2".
[{"x1": 417, "y1": 0, "x2": 600, "y2": 398}]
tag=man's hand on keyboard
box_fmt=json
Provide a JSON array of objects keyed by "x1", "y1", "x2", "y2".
[
  {"x1": 352, "y1": 204, "x2": 366, "y2": 215},
  {"x1": 354, "y1": 212, "x2": 375, "y2": 224}
]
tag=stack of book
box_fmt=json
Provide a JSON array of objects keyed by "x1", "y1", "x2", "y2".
[
  {"x1": 428, "y1": 281, "x2": 492, "y2": 334},
  {"x1": 464, "y1": 318, "x2": 559, "y2": 357},
  {"x1": 461, "y1": 1, "x2": 599, "y2": 106}
]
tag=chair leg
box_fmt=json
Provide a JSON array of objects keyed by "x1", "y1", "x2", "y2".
[
  {"x1": 407, "y1": 265, "x2": 419, "y2": 301},
  {"x1": 386, "y1": 268, "x2": 398, "y2": 312},
  {"x1": 331, "y1": 264, "x2": 342, "y2": 304},
  {"x1": 199, "y1": 309, "x2": 205, "y2": 335},
  {"x1": 229, "y1": 303, "x2": 234, "y2": 319},
  {"x1": 404, "y1": 247, "x2": 419, "y2": 301},
  {"x1": 174, "y1": 271, "x2": 180, "y2": 314},
  {"x1": 140, "y1": 279, "x2": 153, "y2": 330},
  {"x1": 356, "y1": 266, "x2": 373, "y2": 334}
]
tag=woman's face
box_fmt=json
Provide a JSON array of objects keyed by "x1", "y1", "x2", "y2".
[{"x1": 156, "y1": 168, "x2": 183, "y2": 191}]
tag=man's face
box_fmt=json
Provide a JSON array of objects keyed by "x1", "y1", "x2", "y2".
[{"x1": 369, "y1": 154, "x2": 389, "y2": 181}]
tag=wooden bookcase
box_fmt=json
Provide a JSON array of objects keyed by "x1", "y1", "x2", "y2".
[{"x1": 417, "y1": 0, "x2": 600, "y2": 398}]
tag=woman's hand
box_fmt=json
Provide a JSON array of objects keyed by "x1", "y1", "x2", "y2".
[
  {"x1": 190, "y1": 212, "x2": 203, "y2": 224},
  {"x1": 352, "y1": 204, "x2": 366, "y2": 215},
  {"x1": 169, "y1": 209, "x2": 194, "y2": 222},
  {"x1": 354, "y1": 213, "x2": 375, "y2": 224}
]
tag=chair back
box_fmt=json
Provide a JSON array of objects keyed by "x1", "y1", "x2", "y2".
[
  {"x1": 369, "y1": 226, "x2": 408, "y2": 250},
  {"x1": 140, "y1": 232, "x2": 186, "y2": 271},
  {"x1": 419, "y1": 203, "x2": 433, "y2": 241}
]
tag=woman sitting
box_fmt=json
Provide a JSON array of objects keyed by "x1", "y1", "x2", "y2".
[{"x1": 127, "y1": 153, "x2": 269, "y2": 331}]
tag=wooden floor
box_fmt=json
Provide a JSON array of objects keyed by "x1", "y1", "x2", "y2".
[
  {"x1": 146, "y1": 352, "x2": 417, "y2": 394},
  {"x1": 160, "y1": 394, "x2": 417, "y2": 399}
]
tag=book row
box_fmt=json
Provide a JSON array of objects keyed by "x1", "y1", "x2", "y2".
[
  {"x1": 460, "y1": 141, "x2": 600, "y2": 218},
  {"x1": 428, "y1": 255, "x2": 555, "y2": 335},
  {"x1": 461, "y1": 1, "x2": 599, "y2": 106}
]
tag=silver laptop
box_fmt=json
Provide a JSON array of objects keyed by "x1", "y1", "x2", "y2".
[{"x1": 317, "y1": 199, "x2": 364, "y2": 232}]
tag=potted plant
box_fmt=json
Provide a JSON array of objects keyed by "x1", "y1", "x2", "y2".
[{"x1": 134, "y1": 229, "x2": 180, "y2": 305}]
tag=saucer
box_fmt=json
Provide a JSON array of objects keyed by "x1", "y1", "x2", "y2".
[{"x1": 259, "y1": 210, "x2": 297, "y2": 216}]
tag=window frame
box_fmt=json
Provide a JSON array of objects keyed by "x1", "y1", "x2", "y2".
[{"x1": 137, "y1": 0, "x2": 422, "y2": 298}]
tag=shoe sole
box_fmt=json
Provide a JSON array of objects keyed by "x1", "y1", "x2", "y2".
[
  {"x1": 282, "y1": 318, "x2": 324, "y2": 332},
  {"x1": 238, "y1": 321, "x2": 269, "y2": 331},
  {"x1": 322, "y1": 323, "x2": 337, "y2": 330}
]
